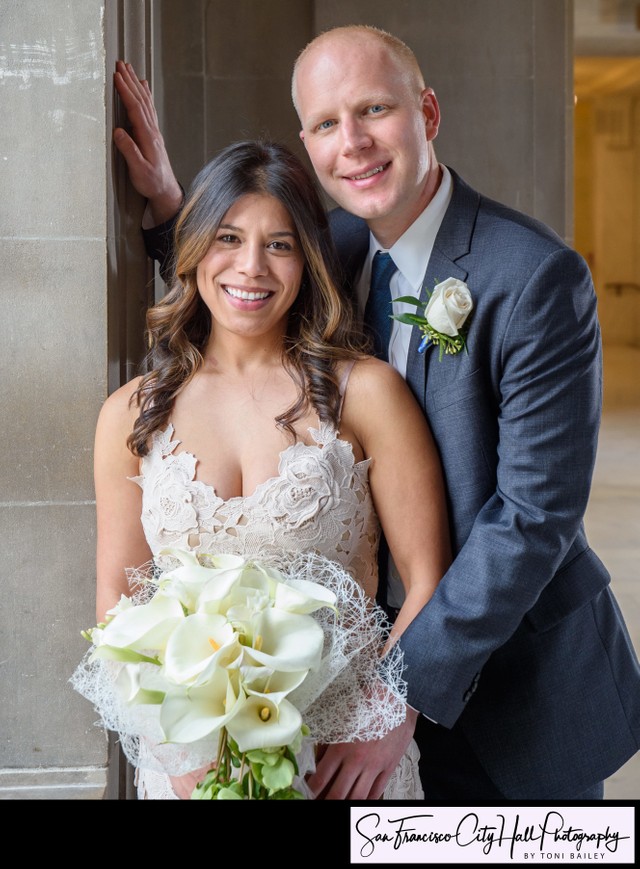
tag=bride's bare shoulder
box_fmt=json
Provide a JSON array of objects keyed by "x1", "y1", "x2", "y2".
[
  {"x1": 347, "y1": 356, "x2": 408, "y2": 396},
  {"x1": 97, "y1": 376, "x2": 144, "y2": 433},
  {"x1": 341, "y1": 356, "x2": 425, "y2": 431}
]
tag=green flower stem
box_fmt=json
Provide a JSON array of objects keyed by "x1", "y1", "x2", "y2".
[{"x1": 217, "y1": 727, "x2": 227, "y2": 778}]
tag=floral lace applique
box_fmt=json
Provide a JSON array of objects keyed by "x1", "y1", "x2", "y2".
[
  {"x1": 129, "y1": 426, "x2": 225, "y2": 551},
  {"x1": 130, "y1": 422, "x2": 380, "y2": 599}
]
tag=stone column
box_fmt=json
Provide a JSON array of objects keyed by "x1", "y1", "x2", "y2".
[{"x1": 0, "y1": 0, "x2": 151, "y2": 800}]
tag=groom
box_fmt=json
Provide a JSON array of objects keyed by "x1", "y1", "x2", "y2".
[{"x1": 113, "y1": 26, "x2": 640, "y2": 801}]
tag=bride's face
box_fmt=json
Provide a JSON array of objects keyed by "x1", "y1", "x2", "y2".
[{"x1": 196, "y1": 192, "x2": 305, "y2": 344}]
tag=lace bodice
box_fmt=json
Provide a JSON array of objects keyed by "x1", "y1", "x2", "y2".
[{"x1": 130, "y1": 420, "x2": 380, "y2": 601}]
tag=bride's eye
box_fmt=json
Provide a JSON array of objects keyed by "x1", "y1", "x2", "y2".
[{"x1": 268, "y1": 240, "x2": 294, "y2": 252}]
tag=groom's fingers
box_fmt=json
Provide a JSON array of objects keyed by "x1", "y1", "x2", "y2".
[
  {"x1": 308, "y1": 742, "x2": 393, "y2": 800},
  {"x1": 307, "y1": 743, "x2": 358, "y2": 799}
]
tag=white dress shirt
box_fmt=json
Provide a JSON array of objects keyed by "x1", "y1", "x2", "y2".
[{"x1": 355, "y1": 165, "x2": 453, "y2": 608}]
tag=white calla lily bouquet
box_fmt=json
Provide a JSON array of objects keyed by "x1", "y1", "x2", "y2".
[{"x1": 71, "y1": 548, "x2": 407, "y2": 800}]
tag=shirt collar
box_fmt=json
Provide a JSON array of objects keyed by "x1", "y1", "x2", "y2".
[{"x1": 366, "y1": 164, "x2": 453, "y2": 292}]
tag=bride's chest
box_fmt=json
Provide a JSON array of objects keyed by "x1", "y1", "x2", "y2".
[{"x1": 168, "y1": 404, "x2": 320, "y2": 502}]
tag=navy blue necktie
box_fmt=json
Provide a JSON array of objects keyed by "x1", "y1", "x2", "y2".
[{"x1": 364, "y1": 251, "x2": 398, "y2": 362}]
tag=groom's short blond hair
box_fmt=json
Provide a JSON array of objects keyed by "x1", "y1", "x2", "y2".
[{"x1": 291, "y1": 24, "x2": 426, "y2": 113}]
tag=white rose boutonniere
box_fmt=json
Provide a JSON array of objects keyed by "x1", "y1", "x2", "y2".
[{"x1": 393, "y1": 277, "x2": 474, "y2": 361}]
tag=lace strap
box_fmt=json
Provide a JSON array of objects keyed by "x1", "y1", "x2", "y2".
[{"x1": 337, "y1": 360, "x2": 356, "y2": 421}]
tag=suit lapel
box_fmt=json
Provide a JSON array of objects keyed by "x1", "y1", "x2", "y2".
[{"x1": 405, "y1": 170, "x2": 480, "y2": 406}]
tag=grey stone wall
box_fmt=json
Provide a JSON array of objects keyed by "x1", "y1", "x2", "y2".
[
  {"x1": 0, "y1": 0, "x2": 108, "y2": 798},
  {"x1": 156, "y1": 0, "x2": 314, "y2": 197}
]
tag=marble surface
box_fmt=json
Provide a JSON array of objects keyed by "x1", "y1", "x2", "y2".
[{"x1": 586, "y1": 346, "x2": 640, "y2": 800}]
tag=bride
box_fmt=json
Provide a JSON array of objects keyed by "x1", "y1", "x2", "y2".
[{"x1": 94, "y1": 139, "x2": 451, "y2": 800}]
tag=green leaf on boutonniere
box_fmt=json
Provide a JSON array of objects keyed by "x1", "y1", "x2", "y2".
[
  {"x1": 394, "y1": 295, "x2": 424, "y2": 305},
  {"x1": 394, "y1": 312, "x2": 432, "y2": 326}
]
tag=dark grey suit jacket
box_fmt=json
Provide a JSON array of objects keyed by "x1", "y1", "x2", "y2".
[{"x1": 330, "y1": 168, "x2": 640, "y2": 798}]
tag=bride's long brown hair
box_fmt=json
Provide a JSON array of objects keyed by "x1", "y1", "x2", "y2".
[{"x1": 127, "y1": 140, "x2": 369, "y2": 457}]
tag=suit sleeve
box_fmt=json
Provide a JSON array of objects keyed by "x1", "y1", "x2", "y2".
[
  {"x1": 141, "y1": 211, "x2": 180, "y2": 285},
  {"x1": 398, "y1": 246, "x2": 604, "y2": 727}
]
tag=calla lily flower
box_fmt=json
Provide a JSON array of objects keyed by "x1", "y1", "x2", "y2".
[
  {"x1": 158, "y1": 548, "x2": 247, "y2": 613},
  {"x1": 216, "y1": 585, "x2": 271, "y2": 621},
  {"x1": 235, "y1": 561, "x2": 279, "y2": 591},
  {"x1": 194, "y1": 574, "x2": 256, "y2": 615},
  {"x1": 160, "y1": 668, "x2": 245, "y2": 743},
  {"x1": 90, "y1": 645, "x2": 160, "y2": 665},
  {"x1": 113, "y1": 662, "x2": 141, "y2": 703},
  {"x1": 211, "y1": 562, "x2": 287, "y2": 616},
  {"x1": 242, "y1": 609, "x2": 324, "y2": 672},
  {"x1": 96, "y1": 591, "x2": 185, "y2": 654},
  {"x1": 196, "y1": 561, "x2": 270, "y2": 614},
  {"x1": 273, "y1": 579, "x2": 337, "y2": 614},
  {"x1": 86, "y1": 595, "x2": 134, "y2": 646},
  {"x1": 226, "y1": 695, "x2": 302, "y2": 752},
  {"x1": 241, "y1": 666, "x2": 310, "y2": 705},
  {"x1": 114, "y1": 662, "x2": 166, "y2": 705},
  {"x1": 106, "y1": 594, "x2": 134, "y2": 618},
  {"x1": 159, "y1": 547, "x2": 245, "y2": 572},
  {"x1": 163, "y1": 613, "x2": 241, "y2": 686}
]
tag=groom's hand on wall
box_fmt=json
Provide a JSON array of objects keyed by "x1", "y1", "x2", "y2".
[{"x1": 113, "y1": 60, "x2": 183, "y2": 226}]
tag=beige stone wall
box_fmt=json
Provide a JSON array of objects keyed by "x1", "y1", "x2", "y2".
[
  {"x1": 0, "y1": 0, "x2": 152, "y2": 800},
  {"x1": 0, "y1": 0, "x2": 108, "y2": 798}
]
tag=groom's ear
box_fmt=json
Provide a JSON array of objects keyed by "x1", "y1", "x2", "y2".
[
  {"x1": 299, "y1": 129, "x2": 306, "y2": 144},
  {"x1": 421, "y1": 88, "x2": 440, "y2": 142}
]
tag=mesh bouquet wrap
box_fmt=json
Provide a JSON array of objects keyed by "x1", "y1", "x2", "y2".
[{"x1": 71, "y1": 549, "x2": 407, "y2": 792}]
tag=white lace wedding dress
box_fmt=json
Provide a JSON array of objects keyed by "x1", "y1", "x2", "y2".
[{"x1": 129, "y1": 400, "x2": 424, "y2": 800}]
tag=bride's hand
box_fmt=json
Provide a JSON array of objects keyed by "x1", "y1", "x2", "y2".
[
  {"x1": 306, "y1": 706, "x2": 419, "y2": 800},
  {"x1": 169, "y1": 764, "x2": 213, "y2": 800}
]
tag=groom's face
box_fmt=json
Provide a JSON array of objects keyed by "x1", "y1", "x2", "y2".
[{"x1": 294, "y1": 33, "x2": 440, "y2": 247}]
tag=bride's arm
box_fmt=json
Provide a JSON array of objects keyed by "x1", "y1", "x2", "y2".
[
  {"x1": 348, "y1": 357, "x2": 452, "y2": 644},
  {"x1": 93, "y1": 378, "x2": 153, "y2": 622},
  {"x1": 306, "y1": 357, "x2": 451, "y2": 800},
  {"x1": 94, "y1": 383, "x2": 212, "y2": 800}
]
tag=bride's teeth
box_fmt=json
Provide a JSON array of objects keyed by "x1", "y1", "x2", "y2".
[
  {"x1": 352, "y1": 165, "x2": 385, "y2": 180},
  {"x1": 225, "y1": 287, "x2": 271, "y2": 300}
]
